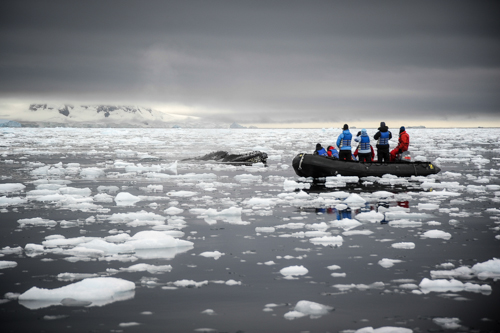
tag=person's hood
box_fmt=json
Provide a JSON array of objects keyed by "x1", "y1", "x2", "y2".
[{"x1": 361, "y1": 129, "x2": 368, "y2": 136}]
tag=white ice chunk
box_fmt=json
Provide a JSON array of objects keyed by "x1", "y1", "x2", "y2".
[
  {"x1": 355, "y1": 211, "x2": 384, "y2": 223},
  {"x1": 343, "y1": 230, "x2": 374, "y2": 236},
  {"x1": 309, "y1": 235, "x2": 343, "y2": 246},
  {"x1": 0, "y1": 260, "x2": 17, "y2": 269},
  {"x1": 126, "y1": 231, "x2": 194, "y2": 249},
  {"x1": 433, "y1": 318, "x2": 462, "y2": 330},
  {"x1": 378, "y1": 258, "x2": 403, "y2": 268},
  {"x1": 330, "y1": 218, "x2": 362, "y2": 231},
  {"x1": 118, "y1": 263, "x2": 172, "y2": 274},
  {"x1": 391, "y1": 242, "x2": 415, "y2": 249},
  {"x1": 199, "y1": 251, "x2": 224, "y2": 260},
  {"x1": 18, "y1": 277, "x2": 135, "y2": 309},
  {"x1": 284, "y1": 300, "x2": 333, "y2": 320},
  {"x1": 0, "y1": 183, "x2": 25, "y2": 194},
  {"x1": 280, "y1": 265, "x2": 308, "y2": 277},
  {"x1": 421, "y1": 230, "x2": 452, "y2": 240},
  {"x1": 164, "y1": 207, "x2": 184, "y2": 215},
  {"x1": 353, "y1": 327, "x2": 413, "y2": 333},
  {"x1": 419, "y1": 278, "x2": 491, "y2": 294},
  {"x1": 115, "y1": 192, "x2": 141, "y2": 206}
]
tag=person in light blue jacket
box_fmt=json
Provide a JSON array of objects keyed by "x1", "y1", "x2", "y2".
[
  {"x1": 354, "y1": 129, "x2": 371, "y2": 162},
  {"x1": 336, "y1": 124, "x2": 352, "y2": 161}
]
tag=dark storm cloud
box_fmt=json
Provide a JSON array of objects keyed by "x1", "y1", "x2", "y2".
[{"x1": 1, "y1": 1, "x2": 499, "y2": 124}]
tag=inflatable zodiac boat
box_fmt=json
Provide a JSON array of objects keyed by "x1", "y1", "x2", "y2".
[{"x1": 292, "y1": 153, "x2": 440, "y2": 178}]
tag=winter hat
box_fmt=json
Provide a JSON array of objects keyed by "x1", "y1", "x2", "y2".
[
  {"x1": 316, "y1": 143, "x2": 322, "y2": 150},
  {"x1": 380, "y1": 122, "x2": 386, "y2": 127},
  {"x1": 400, "y1": 126, "x2": 405, "y2": 133},
  {"x1": 343, "y1": 124, "x2": 349, "y2": 130},
  {"x1": 361, "y1": 128, "x2": 367, "y2": 135}
]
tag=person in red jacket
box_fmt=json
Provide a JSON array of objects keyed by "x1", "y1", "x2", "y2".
[{"x1": 390, "y1": 126, "x2": 410, "y2": 162}]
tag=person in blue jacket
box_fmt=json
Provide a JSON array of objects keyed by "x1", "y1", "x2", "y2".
[
  {"x1": 336, "y1": 124, "x2": 352, "y2": 161},
  {"x1": 313, "y1": 143, "x2": 328, "y2": 156},
  {"x1": 354, "y1": 128, "x2": 371, "y2": 162},
  {"x1": 373, "y1": 121, "x2": 392, "y2": 163}
]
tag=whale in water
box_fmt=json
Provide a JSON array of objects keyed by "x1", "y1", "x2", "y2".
[{"x1": 184, "y1": 151, "x2": 268, "y2": 164}]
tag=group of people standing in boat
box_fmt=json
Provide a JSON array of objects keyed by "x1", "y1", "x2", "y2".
[{"x1": 314, "y1": 122, "x2": 410, "y2": 163}]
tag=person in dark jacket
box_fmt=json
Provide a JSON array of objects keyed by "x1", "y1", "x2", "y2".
[
  {"x1": 390, "y1": 126, "x2": 410, "y2": 162},
  {"x1": 313, "y1": 143, "x2": 328, "y2": 156},
  {"x1": 373, "y1": 122, "x2": 392, "y2": 163},
  {"x1": 336, "y1": 124, "x2": 352, "y2": 161}
]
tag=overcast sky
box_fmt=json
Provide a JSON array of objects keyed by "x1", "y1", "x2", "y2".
[{"x1": 1, "y1": 1, "x2": 499, "y2": 127}]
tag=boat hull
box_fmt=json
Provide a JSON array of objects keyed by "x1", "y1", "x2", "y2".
[{"x1": 292, "y1": 153, "x2": 441, "y2": 178}]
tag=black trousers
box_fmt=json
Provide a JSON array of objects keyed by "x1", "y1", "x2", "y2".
[
  {"x1": 358, "y1": 152, "x2": 371, "y2": 162},
  {"x1": 376, "y1": 146, "x2": 390, "y2": 163},
  {"x1": 339, "y1": 150, "x2": 352, "y2": 161}
]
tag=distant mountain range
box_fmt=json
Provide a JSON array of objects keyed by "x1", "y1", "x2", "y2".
[{"x1": 8, "y1": 104, "x2": 232, "y2": 128}]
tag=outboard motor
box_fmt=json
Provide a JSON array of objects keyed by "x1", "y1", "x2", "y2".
[{"x1": 400, "y1": 151, "x2": 412, "y2": 162}]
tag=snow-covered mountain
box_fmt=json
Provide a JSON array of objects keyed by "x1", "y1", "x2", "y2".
[{"x1": 11, "y1": 104, "x2": 228, "y2": 128}]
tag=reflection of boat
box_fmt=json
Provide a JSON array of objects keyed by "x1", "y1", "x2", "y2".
[{"x1": 292, "y1": 153, "x2": 440, "y2": 178}]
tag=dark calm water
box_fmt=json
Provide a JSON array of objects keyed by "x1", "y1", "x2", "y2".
[{"x1": 0, "y1": 128, "x2": 499, "y2": 333}]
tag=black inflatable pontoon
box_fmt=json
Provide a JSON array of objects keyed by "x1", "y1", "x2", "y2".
[{"x1": 292, "y1": 153, "x2": 440, "y2": 178}]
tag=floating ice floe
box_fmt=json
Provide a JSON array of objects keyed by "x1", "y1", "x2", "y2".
[
  {"x1": 115, "y1": 192, "x2": 141, "y2": 206},
  {"x1": 421, "y1": 229, "x2": 452, "y2": 240},
  {"x1": 108, "y1": 210, "x2": 166, "y2": 227},
  {"x1": 164, "y1": 207, "x2": 184, "y2": 215},
  {"x1": 283, "y1": 300, "x2": 333, "y2": 320},
  {"x1": 385, "y1": 211, "x2": 433, "y2": 221},
  {"x1": 79, "y1": 167, "x2": 105, "y2": 179},
  {"x1": 0, "y1": 261, "x2": 17, "y2": 269},
  {"x1": 387, "y1": 220, "x2": 422, "y2": 228},
  {"x1": 280, "y1": 265, "x2": 308, "y2": 279},
  {"x1": 0, "y1": 196, "x2": 27, "y2": 207},
  {"x1": 255, "y1": 227, "x2": 275, "y2": 233},
  {"x1": 17, "y1": 217, "x2": 57, "y2": 227},
  {"x1": 378, "y1": 258, "x2": 404, "y2": 268},
  {"x1": 199, "y1": 251, "x2": 224, "y2": 260},
  {"x1": 391, "y1": 242, "x2": 415, "y2": 249},
  {"x1": 418, "y1": 278, "x2": 491, "y2": 295},
  {"x1": 342, "y1": 230, "x2": 374, "y2": 236},
  {"x1": 0, "y1": 183, "x2": 25, "y2": 194},
  {"x1": 471, "y1": 258, "x2": 500, "y2": 280},
  {"x1": 352, "y1": 327, "x2": 413, "y2": 333},
  {"x1": 245, "y1": 197, "x2": 277, "y2": 208},
  {"x1": 234, "y1": 174, "x2": 262, "y2": 183},
  {"x1": 190, "y1": 206, "x2": 247, "y2": 225},
  {"x1": 355, "y1": 211, "x2": 384, "y2": 223},
  {"x1": 309, "y1": 235, "x2": 343, "y2": 246},
  {"x1": 417, "y1": 203, "x2": 439, "y2": 210},
  {"x1": 432, "y1": 317, "x2": 462, "y2": 330},
  {"x1": 170, "y1": 280, "x2": 209, "y2": 288},
  {"x1": 333, "y1": 282, "x2": 385, "y2": 291},
  {"x1": 330, "y1": 218, "x2": 362, "y2": 231},
  {"x1": 167, "y1": 190, "x2": 198, "y2": 197},
  {"x1": 343, "y1": 193, "x2": 366, "y2": 207},
  {"x1": 283, "y1": 180, "x2": 309, "y2": 191},
  {"x1": 18, "y1": 277, "x2": 135, "y2": 309},
  {"x1": 113, "y1": 263, "x2": 173, "y2": 274}
]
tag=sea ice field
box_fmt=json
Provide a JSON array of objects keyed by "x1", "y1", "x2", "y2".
[{"x1": 0, "y1": 127, "x2": 499, "y2": 333}]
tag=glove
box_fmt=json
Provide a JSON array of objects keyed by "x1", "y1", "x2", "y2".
[
  {"x1": 398, "y1": 149, "x2": 403, "y2": 154},
  {"x1": 357, "y1": 131, "x2": 361, "y2": 136}
]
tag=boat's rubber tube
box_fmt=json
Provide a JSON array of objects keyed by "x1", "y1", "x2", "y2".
[{"x1": 292, "y1": 153, "x2": 440, "y2": 178}]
